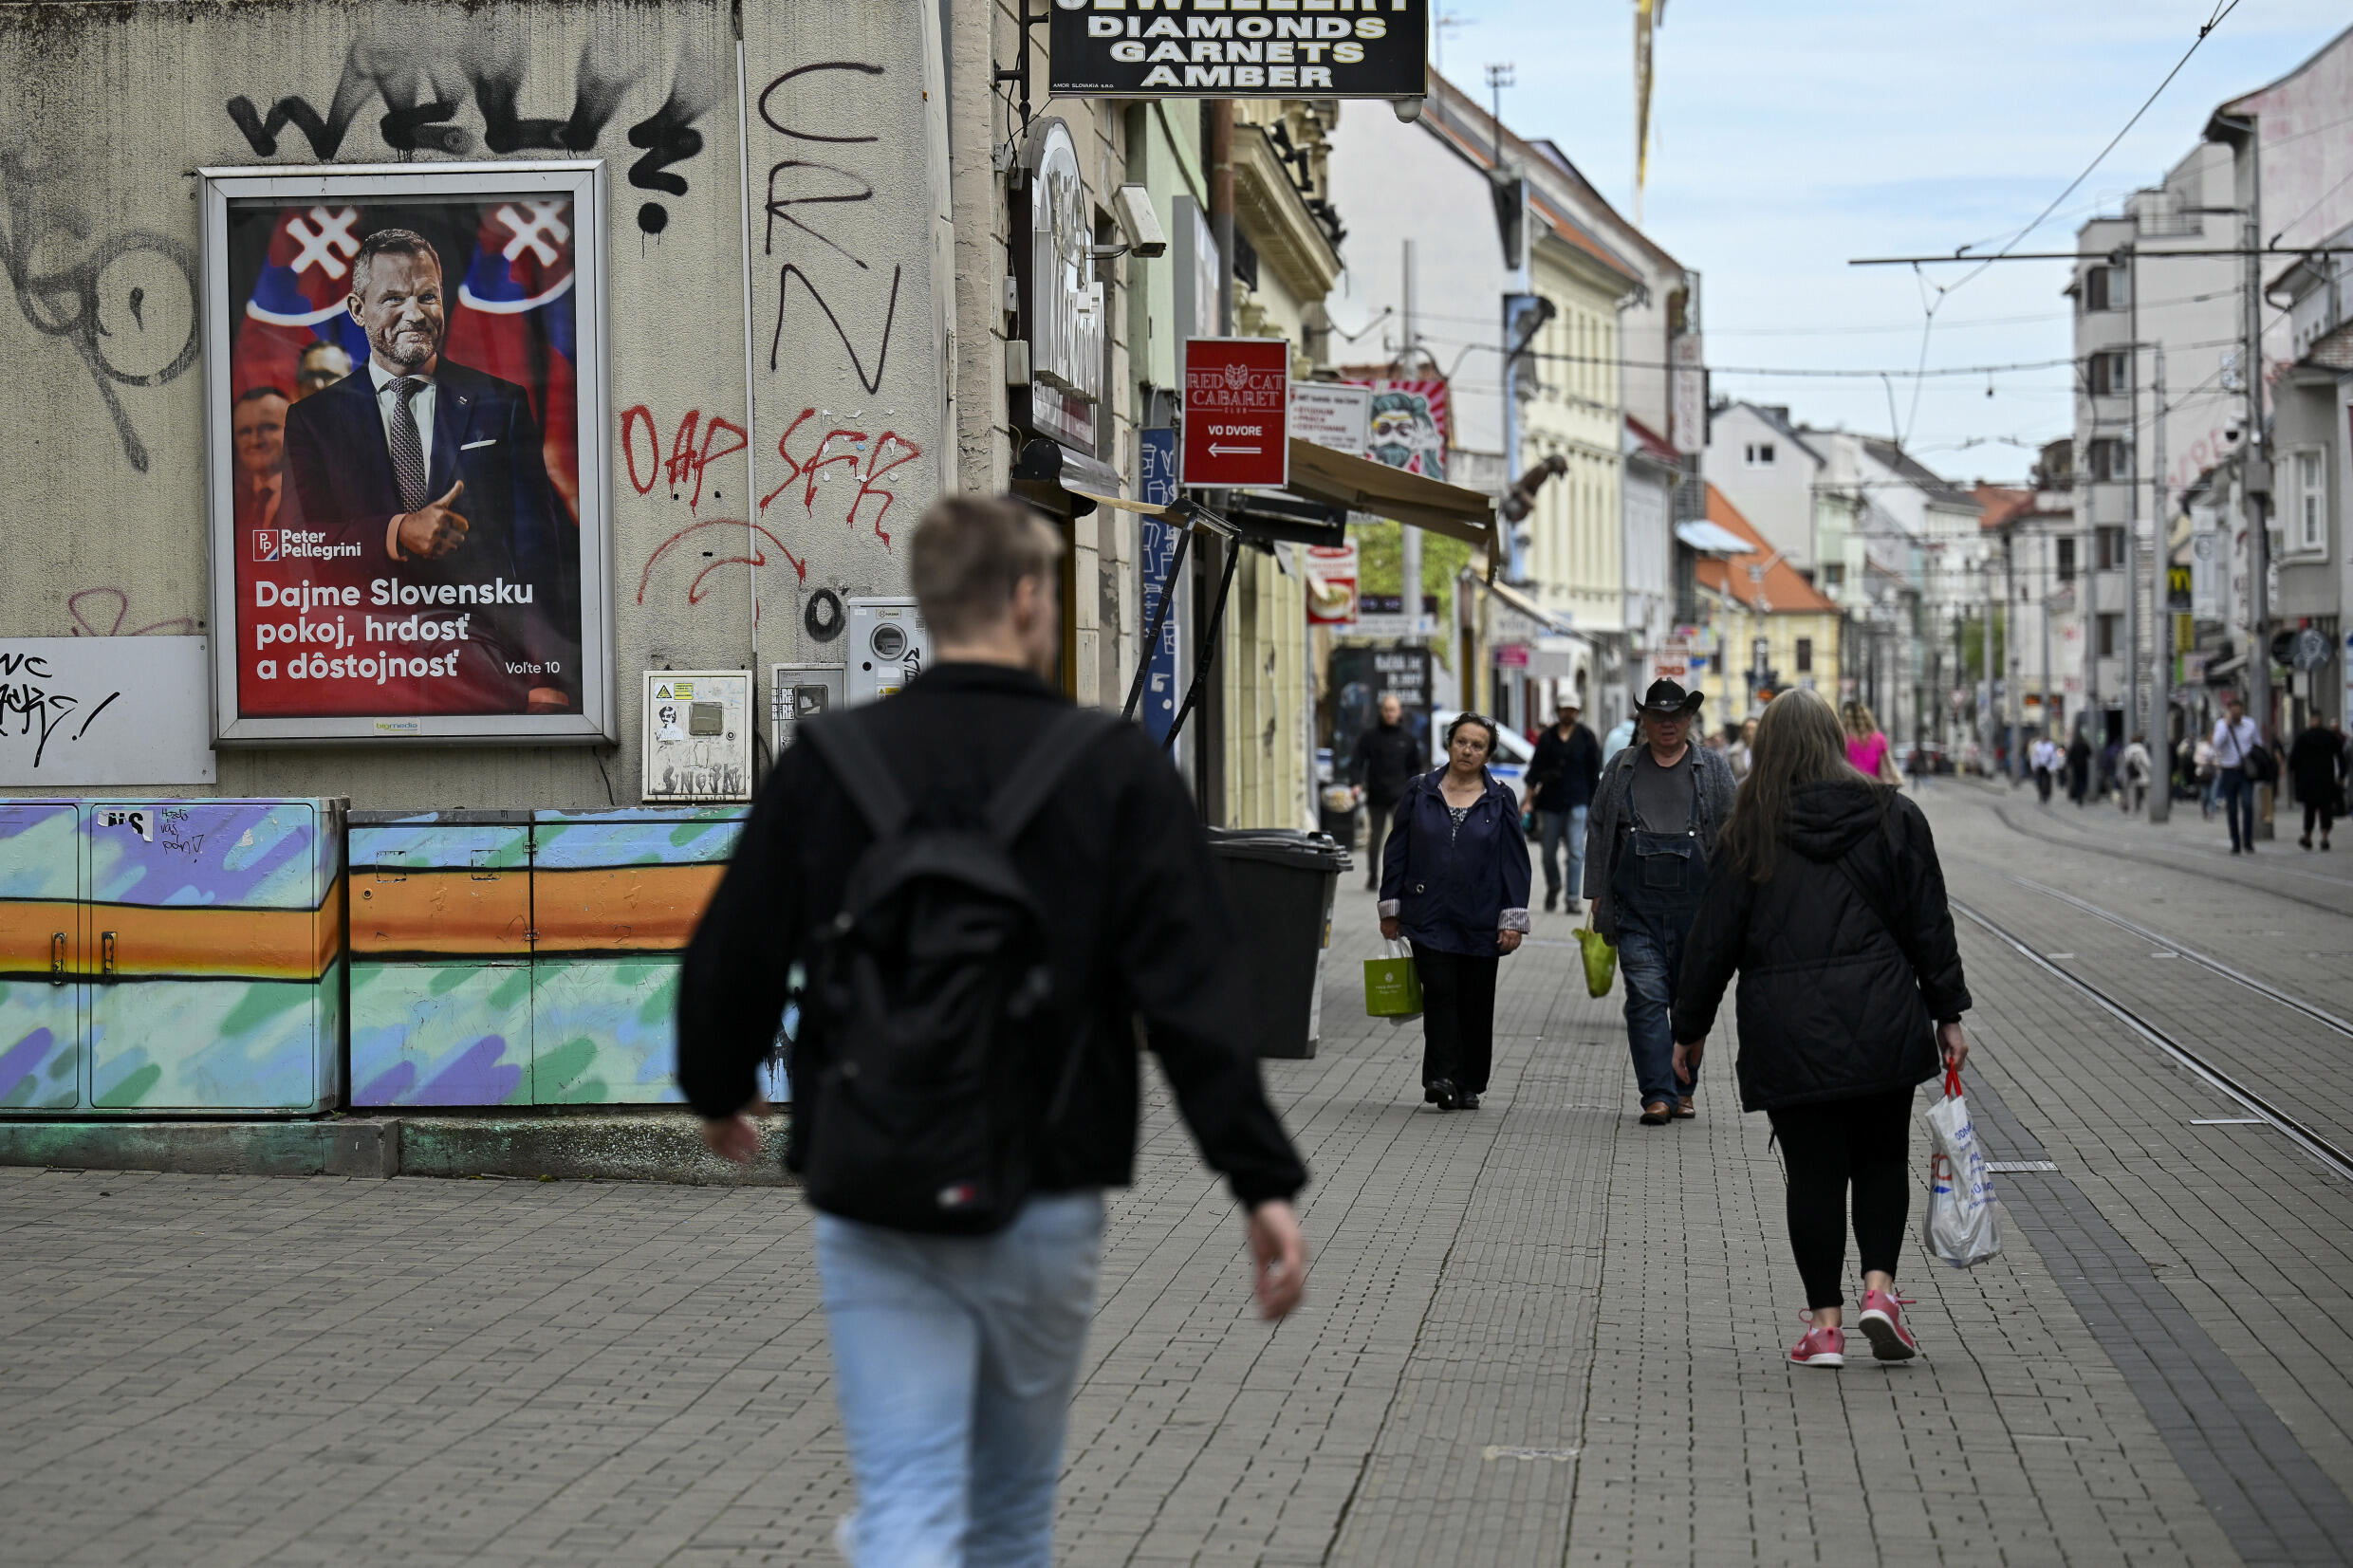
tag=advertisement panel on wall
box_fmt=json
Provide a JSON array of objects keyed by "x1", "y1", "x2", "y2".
[
  {"x1": 201, "y1": 162, "x2": 612, "y2": 744},
  {"x1": 1050, "y1": 1, "x2": 1430, "y2": 99},
  {"x1": 1343, "y1": 376, "x2": 1450, "y2": 480}
]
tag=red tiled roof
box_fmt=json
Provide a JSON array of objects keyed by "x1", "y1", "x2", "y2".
[
  {"x1": 1694, "y1": 485, "x2": 1840, "y2": 614},
  {"x1": 1973, "y1": 484, "x2": 2035, "y2": 530}
]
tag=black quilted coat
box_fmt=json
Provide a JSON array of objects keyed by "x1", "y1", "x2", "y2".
[{"x1": 1671, "y1": 779, "x2": 1971, "y2": 1113}]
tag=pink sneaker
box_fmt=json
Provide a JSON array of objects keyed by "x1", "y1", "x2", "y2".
[
  {"x1": 1788, "y1": 1320, "x2": 1844, "y2": 1369},
  {"x1": 1859, "y1": 1289, "x2": 1920, "y2": 1361}
]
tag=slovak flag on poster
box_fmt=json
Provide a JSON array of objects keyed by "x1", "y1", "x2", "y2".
[
  {"x1": 444, "y1": 198, "x2": 581, "y2": 522},
  {"x1": 232, "y1": 204, "x2": 372, "y2": 398}
]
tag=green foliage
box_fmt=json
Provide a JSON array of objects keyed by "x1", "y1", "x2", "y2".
[{"x1": 1349, "y1": 520, "x2": 1468, "y2": 671}]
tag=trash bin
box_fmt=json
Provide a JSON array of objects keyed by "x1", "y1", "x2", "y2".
[{"x1": 1206, "y1": 828, "x2": 1352, "y2": 1060}]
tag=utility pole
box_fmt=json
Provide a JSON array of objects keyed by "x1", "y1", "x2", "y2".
[
  {"x1": 2150, "y1": 346, "x2": 2172, "y2": 822},
  {"x1": 2239, "y1": 123, "x2": 2275, "y2": 838},
  {"x1": 1981, "y1": 556, "x2": 1997, "y2": 776},
  {"x1": 2124, "y1": 249, "x2": 2140, "y2": 756},
  {"x1": 2004, "y1": 529, "x2": 2021, "y2": 778},
  {"x1": 1399, "y1": 238, "x2": 1421, "y2": 646}
]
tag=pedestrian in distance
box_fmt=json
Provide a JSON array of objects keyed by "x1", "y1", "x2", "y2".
[
  {"x1": 1351, "y1": 692, "x2": 1421, "y2": 892},
  {"x1": 1843, "y1": 703, "x2": 1900, "y2": 785},
  {"x1": 1379, "y1": 712, "x2": 1532, "y2": 1112},
  {"x1": 2098, "y1": 736, "x2": 2122, "y2": 804},
  {"x1": 2290, "y1": 712, "x2": 2340, "y2": 850},
  {"x1": 2066, "y1": 729, "x2": 2093, "y2": 808},
  {"x1": 2030, "y1": 731, "x2": 2056, "y2": 804},
  {"x1": 2120, "y1": 732, "x2": 2153, "y2": 816},
  {"x1": 1584, "y1": 678, "x2": 1738, "y2": 1125},
  {"x1": 1602, "y1": 710, "x2": 1639, "y2": 764},
  {"x1": 1526, "y1": 698, "x2": 1603, "y2": 914},
  {"x1": 2213, "y1": 694, "x2": 2264, "y2": 854},
  {"x1": 1726, "y1": 716, "x2": 1759, "y2": 784},
  {"x1": 2195, "y1": 730, "x2": 2218, "y2": 818},
  {"x1": 678, "y1": 494, "x2": 1308, "y2": 1568},
  {"x1": 1670, "y1": 687, "x2": 1973, "y2": 1371}
]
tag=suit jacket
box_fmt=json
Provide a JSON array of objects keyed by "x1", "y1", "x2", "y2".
[{"x1": 285, "y1": 360, "x2": 577, "y2": 694}]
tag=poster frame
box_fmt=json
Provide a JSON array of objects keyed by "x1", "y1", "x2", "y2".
[{"x1": 199, "y1": 160, "x2": 615, "y2": 747}]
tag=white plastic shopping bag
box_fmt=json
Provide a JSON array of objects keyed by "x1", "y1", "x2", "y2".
[{"x1": 1923, "y1": 1067, "x2": 2003, "y2": 1267}]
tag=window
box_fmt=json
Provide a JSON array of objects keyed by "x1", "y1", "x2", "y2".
[
  {"x1": 2097, "y1": 613, "x2": 2121, "y2": 658},
  {"x1": 1821, "y1": 563, "x2": 1844, "y2": 588},
  {"x1": 1745, "y1": 441, "x2": 1776, "y2": 467},
  {"x1": 2087, "y1": 351, "x2": 2130, "y2": 397},
  {"x1": 2086, "y1": 437, "x2": 2129, "y2": 483},
  {"x1": 2084, "y1": 263, "x2": 2129, "y2": 312},
  {"x1": 2296, "y1": 449, "x2": 2325, "y2": 551},
  {"x1": 2097, "y1": 525, "x2": 2127, "y2": 571},
  {"x1": 1795, "y1": 637, "x2": 1814, "y2": 673},
  {"x1": 2056, "y1": 537, "x2": 2077, "y2": 583}
]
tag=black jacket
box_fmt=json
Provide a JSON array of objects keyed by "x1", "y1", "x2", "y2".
[
  {"x1": 2289, "y1": 725, "x2": 2342, "y2": 799},
  {"x1": 676, "y1": 662, "x2": 1306, "y2": 1208},
  {"x1": 1351, "y1": 721, "x2": 1422, "y2": 803},
  {"x1": 1671, "y1": 780, "x2": 1971, "y2": 1113},
  {"x1": 1526, "y1": 722, "x2": 1602, "y2": 812}
]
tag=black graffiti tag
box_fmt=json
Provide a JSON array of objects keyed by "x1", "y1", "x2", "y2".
[{"x1": 0, "y1": 156, "x2": 198, "y2": 474}]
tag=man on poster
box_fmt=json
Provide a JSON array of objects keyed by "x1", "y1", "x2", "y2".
[{"x1": 284, "y1": 227, "x2": 576, "y2": 712}]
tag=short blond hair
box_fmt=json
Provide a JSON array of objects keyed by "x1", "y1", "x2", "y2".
[{"x1": 908, "y1": 494, "x2": 1065, "y2": 642}]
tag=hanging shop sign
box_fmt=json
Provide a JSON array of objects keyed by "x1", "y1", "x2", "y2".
[
  {"x1": 1291, "y1": 382, "x2": 1371, "y2": 456},
  {"x1": 1345, "y1": 375, "x2": 1451, "y2": 480},
  {"x1": 201, "y1": 161, "x2": 614, "y2": 745},
  {"x1": 1183, "y1": 337, "x2": 1289, "y2": 489},
  {"x1": 1303, "y1": 543, "x2": 1359, "y2": 625},
  {"x1": 1014, "y1": 120, "x2": 1102, "y2": 456},
  {"x1": 1050, "y1": 1, "x2": 1430, "y2": 99}
]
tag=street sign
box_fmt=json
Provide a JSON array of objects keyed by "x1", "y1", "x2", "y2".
[
  {"x1": 1183, "y1": 338, "x2": 1289, "y2": 489},
  {"x1": 1494, "y1": 644, "x2": 1530, "y2": 670},
  {"x1": 2167, "y1": 563, "x2": 2192, "y2": 612},
  {"x1": 1049, "y1": 3, "x2": 1431, "y2": 100},
  {"x1": 1290, "y1": 381, "x2": 1371, "y2": 455}
]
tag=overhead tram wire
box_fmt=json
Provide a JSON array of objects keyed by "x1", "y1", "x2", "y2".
[{"x1": 1884, "y1": 0, "x2": 2244, "y2": 442}]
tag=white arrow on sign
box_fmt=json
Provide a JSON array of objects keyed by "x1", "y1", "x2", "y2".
[{"x1": 1208, "y1": 443, "x2": 1261, "y2": 455}]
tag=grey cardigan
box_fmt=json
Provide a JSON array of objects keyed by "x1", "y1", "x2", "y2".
[{"x1": 1580, "y1": 741, "x2": 1739, "y2": 942}]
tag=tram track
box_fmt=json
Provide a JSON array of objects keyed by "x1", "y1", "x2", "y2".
[
  {"x1": 1984, "y1": 798, "x2": 2353, "y2": 916},
  {"x1": 1951, "y1": 895, "x2": 2353, "y2": 1185}
]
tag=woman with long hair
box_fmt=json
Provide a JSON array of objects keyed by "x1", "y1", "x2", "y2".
[
  {"x1": 1842, "y1": 701, "x2": 1900, "y2": 785},
  {"x1": 1379, "y1": 712, "x2": 1531, "y2": 1111},
  {"x1": 1671, "y1": 688, "x2": 1973, "y2": 1369}
]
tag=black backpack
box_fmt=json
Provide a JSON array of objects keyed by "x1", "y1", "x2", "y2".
[{"x1": 795, "y1": 703, "x2": 1113, "y2": 1235}]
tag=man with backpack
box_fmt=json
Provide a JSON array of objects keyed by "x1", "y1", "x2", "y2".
[{"x1": 678, "y1": 494, "x2": 1308, "y2": 1568}]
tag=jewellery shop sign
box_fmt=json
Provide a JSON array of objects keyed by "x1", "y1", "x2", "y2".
[{"x1": 1050, "y1": 1, "x2": 1430, "y2": 99}]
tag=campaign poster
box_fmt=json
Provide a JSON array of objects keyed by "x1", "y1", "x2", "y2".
[{"x1": 202, "y1": 164, "x2": 611, "y2": 743}]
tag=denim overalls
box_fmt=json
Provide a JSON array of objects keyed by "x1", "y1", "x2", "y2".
[{"x1": 1613, "y1": 762, "x2": 1709, "y2": 1110}]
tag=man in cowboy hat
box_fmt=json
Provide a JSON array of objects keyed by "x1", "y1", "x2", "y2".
[{"x1": 1584, "y1": 678, "x2": 1738, "y2": 1125}]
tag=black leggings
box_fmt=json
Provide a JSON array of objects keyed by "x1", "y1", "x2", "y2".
[
  {"x1": 1414, "y1": 949, "x2": 1497, "y2": 1095},
  {"x1": 1766, "y1": 1088, "x2": 1914, "y2": 1311}
]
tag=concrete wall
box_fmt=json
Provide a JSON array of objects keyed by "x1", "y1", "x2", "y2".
[{"x1": 0, "y1": 0, "x2": 954, "y2": 807}]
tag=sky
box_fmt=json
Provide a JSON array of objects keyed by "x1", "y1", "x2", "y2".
[{"x1": 1415, "y1": 0, "x2": 2350, "y2": 484}]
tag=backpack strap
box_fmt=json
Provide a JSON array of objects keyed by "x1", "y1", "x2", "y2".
[
  {"x1": 985, "y1": 706, "x2": 1121, "y2": 845},
  {"x1": 802, "y1": 715, "x2": 916, "y2": 839}
]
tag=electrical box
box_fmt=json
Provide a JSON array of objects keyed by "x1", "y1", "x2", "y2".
[
  {"x1": 641, "y1": 670, "x2": 753, "y2": 802},
  {"x1": 845, "y1": 598, "x2": 931, "y2": 705},
  {"x1": 770, "y1": 664, "x2": 846, "y2": 754}
]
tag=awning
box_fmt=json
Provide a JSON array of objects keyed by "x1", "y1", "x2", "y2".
[
  {"x1": 1011, "y1": 438, "x2": 1125, "y2": 518},
  {"x1": 1284, "y1": 438, "x2": 1497, "y2": 549},
  {"x1": 1675, "y1": 520, "x2": 1751, "y2": 556}
]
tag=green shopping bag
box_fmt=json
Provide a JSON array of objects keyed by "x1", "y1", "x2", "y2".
[
  {"x1": 1364, "y1": 940, "x2": 1423, "y2": 1019},
  {"x1": 1575, "y1": 918, "x2": 1618, "y2": 999}
]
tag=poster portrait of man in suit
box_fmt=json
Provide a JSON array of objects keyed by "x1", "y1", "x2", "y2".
[{"x1": 283, "y1": 226, "x2": 580, "y2": 714}]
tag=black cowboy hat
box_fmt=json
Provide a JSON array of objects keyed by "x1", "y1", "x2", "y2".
[{"x1": 1638, "y1": 677, "x2": 1704, "y2": 716}]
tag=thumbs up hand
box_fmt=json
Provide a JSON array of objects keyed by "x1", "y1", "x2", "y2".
[{"x1": 393, "y1": 480, "x2": 469, "y2": 561}]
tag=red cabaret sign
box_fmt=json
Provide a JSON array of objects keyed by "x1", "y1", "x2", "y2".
[{"x1": 1182, "y1": 337, "x2": 1289, "y2": 489}]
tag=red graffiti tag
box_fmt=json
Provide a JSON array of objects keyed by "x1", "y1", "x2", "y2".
[
  {"x1": 619, "y1": 404, "x2": 748, "y2": 511},
  {"x1": 636, "y1": 518, "x2": 807, "y2": 612},
  {"x1": 68, "y1": 588, "x2": 195, "y2": 637},
  {"x1": 760, "y1": 407, "x2": 923, "y2": 550}
]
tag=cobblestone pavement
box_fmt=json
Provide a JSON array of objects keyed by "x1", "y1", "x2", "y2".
[{"x1": 5, "y1": 788, "x2": 2352, "y2": 1566}]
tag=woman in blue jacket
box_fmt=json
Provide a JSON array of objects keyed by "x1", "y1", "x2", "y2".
[{"x1": 1378, "y1": 712, "x2": 1532, "y2": 1110}]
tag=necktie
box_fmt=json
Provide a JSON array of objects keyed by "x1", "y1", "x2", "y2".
[{"x1": 389, "y1": 378, "x2": 429, "y2": 513}]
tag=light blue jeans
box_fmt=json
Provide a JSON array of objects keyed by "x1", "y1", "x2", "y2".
[
  {"x1": 1539, "y1": 805, "x2": 1587, "y2": 904},
  {"x1": 816, "y1": 1190, "x2": 1106, "y2": 1568}
]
